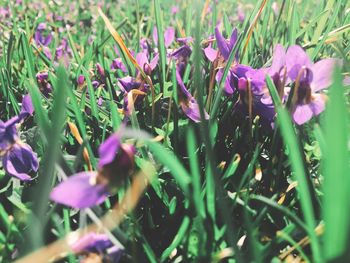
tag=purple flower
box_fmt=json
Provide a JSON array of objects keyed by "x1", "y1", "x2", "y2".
[
  {"x1": 19, "y1": 94, "x2": 34, "y2": 119},
  {"x1": 71, "y1": 232, "x2": 122, "y2": 262},
  {"x1": 50, "y1": 134, "x2": 135, "y2": 208},
  {"x1": 176, "y1": 69, "x2": 209, "y2": 122},
  {"x1": 204, "y1": 44, "x2": 218, "y2": 62},
  {"x1": 136, "y1": 51, "x2": 159, "y2": 75},
  {"x1": 50, "y1": 171, "x2": 109, "y2": 209},
  {"x1": 77, "y1": 75, "x2": 85, "y2": 88},
  {"x1": 111, "y1": 58, "x2": 127, "y2": 73},
  {"x1": 36, "y1": 71, "x2": 52, "y2": 96},
  {"x1": 285, "y1": 45, "x2": 341, "y2": 125},
  {"x1": 96, "y1": 63, "x2": 105, "y2": 79},
  {"x1": 153, "y1": 27, "x2": 175, "y2": 48},
  {"x1": 0, "y1": 95, "x2": 38, "y2": 181},
  {"x1": 2, "y1": 143, "x2": 39, "y2": 181},
  {"x1": 34, "y1": 23, "x2": 52, "y2": 47},
  {"x1": 214, "y1": 25, "x2": 238, "y2": 61},
  {"x1": 171, "y1": 6, "x2": 179, "y2": 15}
]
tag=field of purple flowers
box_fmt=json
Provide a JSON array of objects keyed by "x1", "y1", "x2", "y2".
[{"x1": 0, "y1": 0, "x2": 350, "y2": 262}]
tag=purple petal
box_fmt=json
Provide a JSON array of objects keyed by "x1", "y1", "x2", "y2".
[
  {"x1": 37, "y1": 23, "x2": 46, "y2": 31},
  {"x1": 311, "y1": 58, "x2": 342, "y2": 92},
  {"x1": 215, "y1": 26, "x2": 230, "y2": 60},
  {"x1": 310, "y1": 94, "x2": 326, "y2": 116},
  {"x1": 286, "y1": 45, "x2": 312, "y2": 80},
  {"x1": 98, "y1": 134, "x2": 121, "y2": 169},
  {"x1": 292, "y1": 104, "x2": 313, "y2": 125},
  {"x1": 180, "y1": 98, "x2": 209, "y2": 123},
  {"x1": 176, "y1": 37, "x2": 193, "y2": 45},
  {"x1": 204, "y1": 46, "x2": 218, "y2": 62},
  {"x1": 171, "y1": 45, "x2": 192, "y2": 63},
  {"x1": 229, "y1": 28, "x2": 238, "y2": 49},
  {"x1": 152, "y1": 26, "x2": 158, "y2": 45},
  {"x1": 164, "y1": 27, "x2": 175, "y2": 47},
  {"x1": 77, "y1": 75, "x2": 85, "y2": 86},
  {"x1": 176, "y1": 70, "x2": 192, "y2": 98},
  {"x1": 149, "y1": 54, "x2": 159, "y2": 71},
  {"x1": 3, "y1": 143, "x2": 38, "y2": 181},
  {"x1": 136, "y1": 52, "x2": 149, "y2": 69},
  {"x1": 232, "y1": 64, "x2": 252, "y2": 78},
  {"x1": 20, "y1": 94, "x2": 34, "y2": 118},
  {"x1": 50, "y1": 172, "x2": 109, "y2": 209},
  {"x1": 111, "y1": 58, "x2": 127, "y2": 72},
  {"x1": 269, "y1": 44, "x2": 286, "y2": 74},
  {"x1": 176, "y1": 71, "x2": 209, "y2": 122},
  {"x1": 71, "y1": 233, "x2": 112, "y2": 253},
  {"x1": 118, "y1": 76, "x2": 141, "y2": 93},
  {"x1": 215, "y1": 69, "x2": 235, "y2": 96}
]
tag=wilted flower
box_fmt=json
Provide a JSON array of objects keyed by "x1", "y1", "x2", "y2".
[{"x1": 50, "y1": 133, "x2": 135, "y2": 208}]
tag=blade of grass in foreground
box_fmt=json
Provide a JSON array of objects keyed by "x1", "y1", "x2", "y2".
[
  {"x1": 146, "y1": 141, "x2": 191, "y2": 197},
  {"x1": 26, "y1": 65, "x2": 68, "y2": 252},
  {"x1": 154, "y1": 0, "x2": 166, "y2": 90},
  {"x1": 322, "y1": 67, "x2": 350, "y2": 261},
  {"x1": 265, "y1": 76, "x2": 322, "y2": 263}
]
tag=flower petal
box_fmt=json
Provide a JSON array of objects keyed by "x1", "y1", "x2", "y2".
[
  {"x1": 292, "y1": 104, "x2": 313, "y2": 125},
  {"x1": 3, "y1": 143, "x2": 38, "y2": 181},
  {"x1": 215, "y1": 26, "x2": 230, "y2": 60},
  {"x1": 164, "y1": 27, "x2": 175, "y2": 47},
  {"x1": 50, "y1": 172, "x2": 109, "y2": 209},
  {"x1": 286, "y1": 45, "x2": 312, "y2": 80},
  {"x1": 310, "y1": 94, "x2": 326, "y2": 116},
  {"x1": 71, "y1": 233, "x2": 112, "y2": 253},
  {"x1": 311, "y1": 58, "x2": 342, "y2": 92},
  {"x1": 269, "y1": 44, "x2": 286, "y2": 74},
  {"x1": 204, "y1": 46, "x2": 218, "y2": 62},
  {"x1": 20, "y1": 94, "x2": 34, "y2": 119},
  {"x1": 98, "y1": 134, "x2": 121, "y2": 169},
  {"x1": 180, "y1": 98, "x2": 209, "y2": 123}
]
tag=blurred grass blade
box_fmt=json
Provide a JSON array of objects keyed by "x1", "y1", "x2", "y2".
[
  {"x1": 154, "y1": 0, "x2": 166, "y2": 89},
  {"x1": 146, "y1": 142, "x2": 191, "y2": 197},
  {"x1": 27, "y1": 65, "x2": 68, "y2": 251},
  {"x1": 322, "y1": 67, "x2": 350, "y2": 260}
]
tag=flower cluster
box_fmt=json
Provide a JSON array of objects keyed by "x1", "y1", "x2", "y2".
[{"x1": 206, "y1": 25, "x2": 341, "y2": 126}]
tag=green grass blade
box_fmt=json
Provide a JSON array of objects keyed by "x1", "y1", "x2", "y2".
[
  {"x1": 322, "y1": 67, "x2": 350, "y2": 260},
  {"x1": 265, "y1": 76, "x2": 322, "y2": 263}
]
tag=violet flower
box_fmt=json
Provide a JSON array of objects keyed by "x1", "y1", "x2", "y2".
[
  {"x1": 285, "y1": 45, "x2": 341, "y2": 125},
  {"x1": 50, "y1": 133, "x2": 135, "y2": 209},
  {"x1": 0, "y1": 95, "x2": 38, "y2": 181},
  {"x1": 111, "y1": 58, "x2": 127, "y2": 73},
  {"x1": 36, "y1": 71, "x2": 52, "y2": 96},
  {"x1": 176, "y1": 69, "x2": 209, "y2": 122},
  {"x1": 34, "y1": 23, "x2": 52, "y2": 47},
  {"x1": 214, "y1": 25, "x2": 238, "y2": 61},
  {"x1": 71, "y1": 232, "x2": 122, "y2": 263}
]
